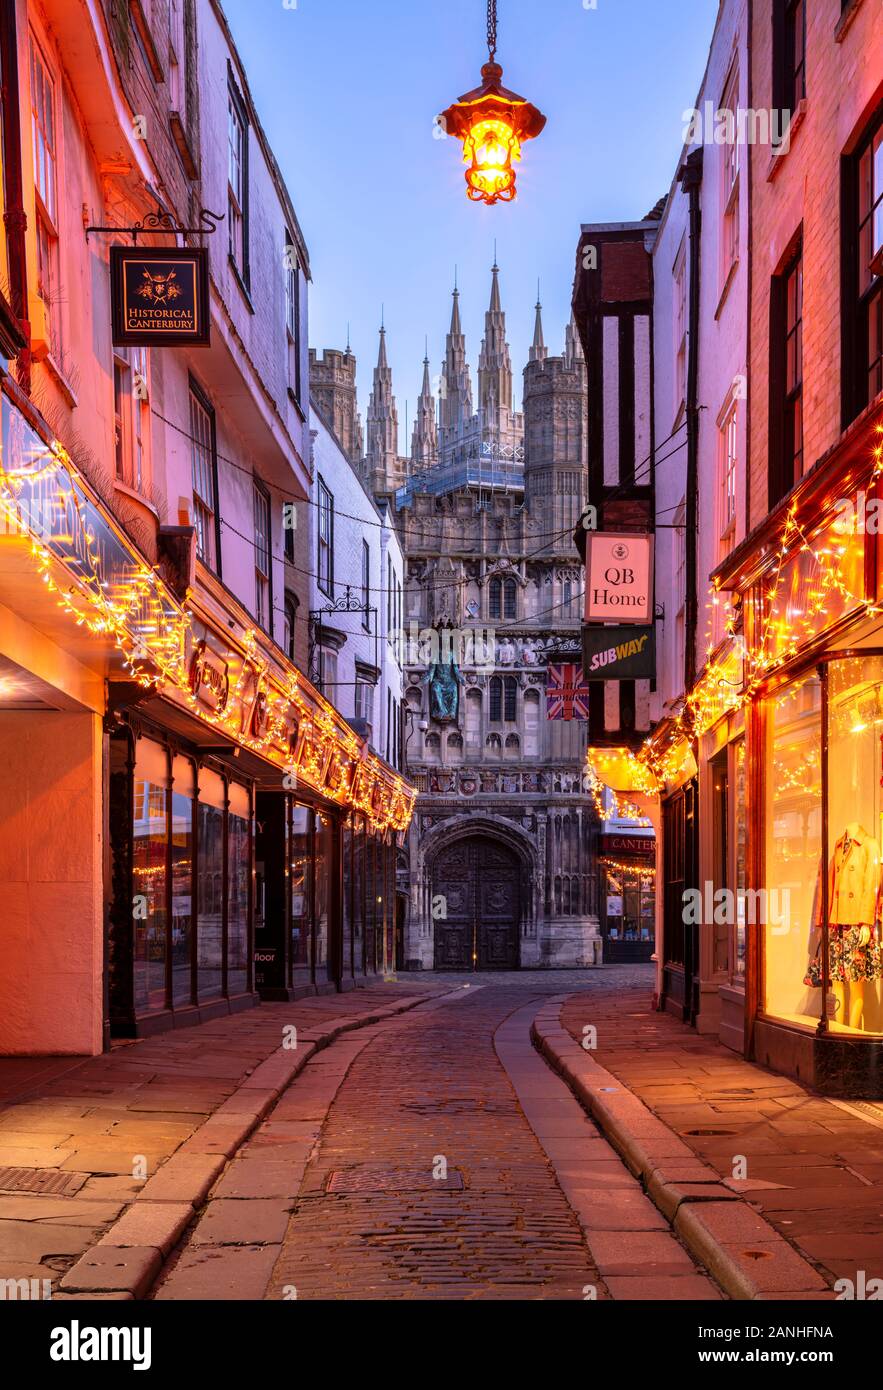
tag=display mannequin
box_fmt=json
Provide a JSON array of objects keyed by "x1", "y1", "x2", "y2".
[{"x1": 822, "y1": 823, "x2": 882, "y2": 1031}]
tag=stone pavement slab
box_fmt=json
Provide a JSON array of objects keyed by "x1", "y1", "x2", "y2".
[
  {"x1": 0, "y1": 981, "x2": 451, "y2": 1298},
  {"x1": 555, "y1": 983, "x2": 883, "y2": 1295}
]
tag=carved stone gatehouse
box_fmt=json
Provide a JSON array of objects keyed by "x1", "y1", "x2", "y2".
[{"x1": 312, "y1": 264, "x2": 602, "y2": 969}]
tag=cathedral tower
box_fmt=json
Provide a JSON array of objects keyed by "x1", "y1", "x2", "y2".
[
  {"x1": 522, "y1": 314, "x2": 588, "y2": 540},
  {"x1": 309, "y1": 345, "x2": 363, "y2": 463}
]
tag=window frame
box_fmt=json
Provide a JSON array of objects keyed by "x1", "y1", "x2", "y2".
[
  {"x1": 488, "y1": 576, "x2": 502, "y2": 621},
  {"x1": 361, "y1": 539, "x2": 371, "y2": 631},
  {"x1": 284, "y1": 229, "x2": 302, "y2": 404},
  {"x1": 317, "y1": 476, "x2": 334, "y2": 597},
  {"x1": 113, "y1": 346, "x2": 150, "y2": 492},
  {"x1": 226, "y1": 70, "x2": 249, "y2": 288},
  {"x1": 773, "y1": 0, "x2": 806, "y2": 136},
  {"x1": 504, "y1": 676, "x2": 517, "y2": 723},
  {"x1": 29, "y1": 29, "x2": 61, "y2": 354},
  {"x1": 719, "y1": 59, "x2": 740, "y2": 287},
  {"x1": 189, "y1": 377, "x2": 221, "y2": 575},
  {"x1": 769, "y1": 237, "x2": 804, "y2": 507},
  {"x1": 673, "y1": 240, "x2": 688, "y2": 421},
  {"x1": 253, "y1": 477, "x2": 272, "y2": 634},
  {"x1": 283, "y1": 591, "x2": 298, "y2": 664},
  {"x1": 842, "y1": 100, "x2": 883, "y2": 427},
  {"x1": 354, "y1": 678, "x2": 373, "y2": 727},
  {"x1": 503, "y1": 577, "x2": 517, "y2": 621},
  {"x1": 489, "y1": 675, "x2": 502, "y2": 723},
  {"x1": 717, "y1": 394, "x2": 739, "y2": 557}
]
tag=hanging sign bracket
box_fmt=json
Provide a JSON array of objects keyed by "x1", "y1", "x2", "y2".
[{"x1": 86, "y1": 206, "x2": 224, "y2": 244}]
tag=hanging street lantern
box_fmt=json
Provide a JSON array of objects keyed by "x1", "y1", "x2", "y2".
[{"x1": 439, "y1": 0, "x2": 546, "y2": 206}]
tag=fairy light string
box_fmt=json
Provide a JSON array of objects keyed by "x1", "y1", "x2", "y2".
[
  {"x1": 0, "y1": 417, "x2": 414, "y2": 834},
  {"x1": 587, "y1": 426, "x2": 883, "y2": 805}
]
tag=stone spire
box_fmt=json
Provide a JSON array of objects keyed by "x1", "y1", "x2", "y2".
[
  {"x1": 411, "y1": 345, "x2": 438, "y2": 469},
  {"x1": 478, "y1": 259, "x2": 513, "y2": 416},
  {"x1": 564, "y1": 310, "x2": 585, "y2": 372},
  {"x1": 529, "y1": 291, "x2": 548, "y2": 364},
  {"x1": 365, "y1": 324, "x2": 402, "y2": 496},
  {"x1": 439, "y1": 277, "x2": 473, "y2": 452}
]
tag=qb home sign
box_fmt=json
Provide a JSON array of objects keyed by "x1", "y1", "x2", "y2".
[
  {"x1": 110, "y1": 246, "x2": 210, "y2": 347},
  {"x1": 584, "y1": 532, "x2": 653, "y2": 624}
]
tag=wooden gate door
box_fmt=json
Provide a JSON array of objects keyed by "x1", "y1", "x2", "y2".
[{"x1": 432, "y1": 837, "x2": 520, "y2": 971}]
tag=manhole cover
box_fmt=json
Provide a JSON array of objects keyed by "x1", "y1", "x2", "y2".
[
  {"x1": 684, "y1": 1128, "x2": 737, "y2": 1137},
  {"x1": 0, "y1": 1167, "x2": 87, "y2": 1196},
  {"x1": 325, "y1": 1166, "x2": 465, "y2": 1194}
]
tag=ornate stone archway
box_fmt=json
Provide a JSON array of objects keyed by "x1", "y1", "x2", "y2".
[{"x1": 413, "y1": 815, "x2": 539, "y2": 971}]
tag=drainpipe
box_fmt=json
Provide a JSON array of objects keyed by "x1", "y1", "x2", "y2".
[
  {"x1": 679, "y1": 147, "x2": 703, "y2": 694},
  {"x1": 0, "y1": 0, "x2": 31, "y2": 394}
]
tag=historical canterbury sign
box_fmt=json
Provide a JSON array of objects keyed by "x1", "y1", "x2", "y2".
[{"x1": 110, "y1": 246, "x2": 211, "y2": 347}]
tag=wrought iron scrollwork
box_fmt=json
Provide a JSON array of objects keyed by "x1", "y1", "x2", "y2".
[{"x1": 86, "y1": 205, "x2": 225, "y2": 243}]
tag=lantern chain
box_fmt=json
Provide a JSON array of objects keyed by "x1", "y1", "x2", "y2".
[{"x1": 487, "y1": 0, "x2": 497, "y2": 61}]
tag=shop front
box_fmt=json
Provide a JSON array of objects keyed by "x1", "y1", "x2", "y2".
[
  {"x1": 598, "y1": 832, "x2": 656, "y2": 962},
  {"x1": 0, "y1": 375, "x2": 415, "y2": 1050},
  {"x1": 106, "y1": 595, "x2": 414, "y2": 1034},
  {"x1": 716, "y1": 404, "x2": 883, "y2": 1096}
]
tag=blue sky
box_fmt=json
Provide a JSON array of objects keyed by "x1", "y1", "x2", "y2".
[{"x1": 224, "y1": 0, "x2": 720, "y2": 444}]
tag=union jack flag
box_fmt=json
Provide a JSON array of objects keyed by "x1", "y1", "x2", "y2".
[{"x1": 546, "y1": 663, "x2": 591, "y2": 721}]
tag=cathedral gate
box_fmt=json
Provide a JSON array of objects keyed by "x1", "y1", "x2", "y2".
[{"x1": 431, "y1": 836, "x2": 521, "y2": 970}]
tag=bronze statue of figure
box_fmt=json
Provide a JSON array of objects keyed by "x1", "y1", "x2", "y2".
[{"x1": 426, "y1": 656, "x2": 461, "y2": 723}]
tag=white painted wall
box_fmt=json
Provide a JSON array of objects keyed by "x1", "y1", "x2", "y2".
[{"x1": 309, "y1": 407, "x2": 404, "y2": 770}]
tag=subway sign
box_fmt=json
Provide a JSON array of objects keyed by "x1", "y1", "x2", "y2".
[
  {"x1": 584, "y1": 532, "x2": 654, "y2": 624},
  {"x1": 582, "y1": 623, "x2": 655, "y2": 681},
  {"x1": 110, "y1": 246, "x2": 211, "y2": 346}
]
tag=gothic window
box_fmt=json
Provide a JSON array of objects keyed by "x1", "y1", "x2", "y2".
[
  {"x1": 489, "y1": 676, "x2": 502, "y2": 722},
  {"x1": 488, "y1": 577, "x2": 502, "y2": 620},
  {"x1": 504, "y1": 733, "x2": 520, "y2": 759},
  {"x1": 425, "y1": 731, "x2": 441, "y2": 761},
  {"x1": 523, "y1": 689, "x2": 540, "y2": 757},
  {"x1": 447, "y1": 732, "x2": 463, "y2": 762},
  {"x1": 465, "y1": 689, "x2": 482, "y2": 750},
  {"x1": 486, "y1": 733, "x2": 502, "y2": 759},
  {"x1": 504, "y1": 676, "x2": 517, "y2": 722},
  {"x1": 503, "y1": 578, "x2": 517, "y2": 620}
]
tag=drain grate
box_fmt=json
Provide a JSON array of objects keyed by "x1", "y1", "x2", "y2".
[
  {"x1": 326, "y1": 1165, "x2": 465, "y2": 1194},
  {"x1": 0, "y1": 1166, "x2": 87, "y2": 1196}
]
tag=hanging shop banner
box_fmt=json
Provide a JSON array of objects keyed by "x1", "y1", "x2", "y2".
[
  {"x1": 582, "y1": 624, "x2": 656, "y2": 681},
  {"x1": 546, "y1": 663, "x2": 591, "y2": 721},
  {"x1": 584, "y1": 532, "x2": 654, "y2": 624},
  {"x1": 599, "y1": 833, "x2": 655, "y2": 860},
  {"x1": 110, "y1": 246, "x2": 211, "y2": 347}
]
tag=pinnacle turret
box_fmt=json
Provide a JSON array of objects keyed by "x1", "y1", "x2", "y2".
[
  {"x1": 478, "y1": 260, "x2": 513, "y2": 414},
  {"x1": 365, "y1": 323, "x2": 403, "y2": 496},
  {"x1": 439, "y1": 280, "x2": 473, "y2": 447},
  {"x1": 529, "y1": 295, "x2": 548, "y2": 364},
  {"x1": 411, "y1": 347, "x2": 438, "y2": 469}
]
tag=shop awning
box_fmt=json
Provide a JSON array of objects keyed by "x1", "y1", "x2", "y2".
[{"x1": 0, "y1": 379, "x2": 415, "y2": 833}]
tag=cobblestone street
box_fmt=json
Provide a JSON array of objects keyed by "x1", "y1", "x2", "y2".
[{"x1": 153, "y1": 968, "x2": 723, "y2": 1301}]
